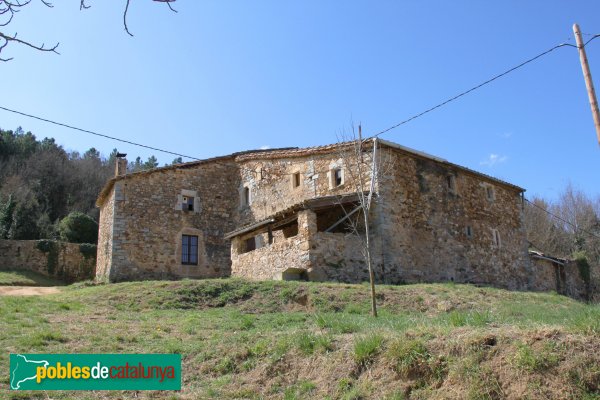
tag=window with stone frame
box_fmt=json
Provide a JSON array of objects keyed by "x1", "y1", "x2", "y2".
[
  {"x1": 182, "y1": 234, "x2": 199, "y2": 265},
  {"x1": 330, "y1": 167, "x2": 343, "y2": 188}
]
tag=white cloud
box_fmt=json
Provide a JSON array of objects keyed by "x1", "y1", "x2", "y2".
[
  {"x1": 259, "y1": 145, "x2": 271, "y2": 150},
  {"x1": 480, "y1": 153, "x2": 508, "y2": 167},
  {"x1": 500, "y1": 132, "x2": 513, "y2": 139}
]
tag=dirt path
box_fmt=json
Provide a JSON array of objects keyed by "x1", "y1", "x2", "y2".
[{"x1": 0, "y1": 286, "x2": 61, "y2": 296}]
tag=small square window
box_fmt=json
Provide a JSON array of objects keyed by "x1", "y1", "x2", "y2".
[
  {"x1": 182, "y1": 196, "x2": 194, "y2": 211},
  {"x1": 182, "y1": 234, "x2": 198, "y2": 265}
]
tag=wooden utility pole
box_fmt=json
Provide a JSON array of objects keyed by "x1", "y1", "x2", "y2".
[{"x1": 573, "y1": 23, "x2": 600, "y2": 146}]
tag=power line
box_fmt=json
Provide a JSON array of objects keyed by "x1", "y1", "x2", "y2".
[
  {"x1": 584, "y1": 34, "x2": 600, "y2": 47},
  {"x1": 0, "y1": 105, "x2": 202, "y2": 161},
  {"x1": 1, "y1": 34, "x2": 599, "y2": 161},
  {"x1": 524, "y1": 197, "x2": 600, "y2": 239},
  {"x1": 370, "y1": 40, "x2": 585, "y2": 139}
]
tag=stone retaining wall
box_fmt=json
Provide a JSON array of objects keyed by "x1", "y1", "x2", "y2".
[{"x1": 0, "y1": 239, "x2": 96, "y2": 283}]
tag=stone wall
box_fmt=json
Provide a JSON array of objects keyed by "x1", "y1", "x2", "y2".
[
  {"x1": 231, "y1": 210, "x2": 313, "y2": 280},
  {"x1": 310, "y1": 232, "x2": 371, "y2": 282},
  {"x1": 0, "y1": 239, "x2": 96, "y2": 283},
  {"x1": 97, "y1": 159, "x2": 241, "y2": 282},
  {"x1": 529, "y1": 256, "x2": 588, "y2": 299},
  {"x1": 96, "y1": 187, "x2": 115, "y2": 281},
  {"x1": 232, "y1": 144, "x2": 533, "y2": 290},
  {"x1": 373, "y1": 147, "x2": 531, "y2": 290},
  {"x1": 236, "y1": 149, "x2": 374, "y2": 227},
  {"x1": 98, "y1": 141, "x2": 574, "y2": 297}
]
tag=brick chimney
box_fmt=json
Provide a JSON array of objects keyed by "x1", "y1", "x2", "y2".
[{"x1": 116, "y1": 157, "x2": 128, "y2": 177}]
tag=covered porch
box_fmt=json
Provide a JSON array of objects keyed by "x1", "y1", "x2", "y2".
[{"x1": 225, "y1": 193, "x2": 369, "y2": 282}]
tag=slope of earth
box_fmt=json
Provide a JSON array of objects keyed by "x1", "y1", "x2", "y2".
[
  {"x1": 0, "y1": 270, "x2": 66, "y2": 287},
  {"x1": 0, "y1": 279, "x2": 598, "y2": 399}
]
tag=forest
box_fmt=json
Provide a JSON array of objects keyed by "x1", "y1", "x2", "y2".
[{"x1": 0, "y1": 127, "x2": 171, "y2": 242}]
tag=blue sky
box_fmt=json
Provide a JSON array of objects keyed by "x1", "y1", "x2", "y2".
[{"x1": 1, "y1": 1, "x2": 599, "y2": 201}]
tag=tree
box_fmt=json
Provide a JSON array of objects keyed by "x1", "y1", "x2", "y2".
[
  {"x1": 331, "y1": 124, "x2": 393, "y2": 317},
  {"x1": 143, "y1": 155, "x2": 159, "y2": 170},
  {"x1": 58, "y1": 211, "x2": 98, "y2": 244},
  {"x1": 524, "y1": 183, "x2": 600, "y2": 298},
  {"x1": 0, "y1": 0, "x2": 177, "y2": 61},
  {"x1": 0, "y1": 194, "x2": 15, "y2": 239}
]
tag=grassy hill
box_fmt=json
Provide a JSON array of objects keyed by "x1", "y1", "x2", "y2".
[{"x1": 1, "y1": 279, "x2": 599, "y2": 399}]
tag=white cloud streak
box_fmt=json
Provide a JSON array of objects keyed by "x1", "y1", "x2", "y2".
[{"x1": 480, "y1": 153, "x2": 508, "y2": 167}]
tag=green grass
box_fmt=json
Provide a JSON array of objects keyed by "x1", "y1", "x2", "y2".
[
  {"x1": 353, "y1": 333, "x2": 384, "y2": 366},
  {"x1": 0, "y1": 278, "x2": 599, "y2": 399},
  {"x1": 0, "y1": 269, "x2": 65, "y2": 286}
]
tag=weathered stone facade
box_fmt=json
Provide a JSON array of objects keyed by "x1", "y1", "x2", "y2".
[
  {"x1": 228, "y1": 140, "x2": 531, "y2": 290},
  {"x1": 96, "y1": 139, "x2": 580, "y2": 295},
  {"x1": 0, "y1": 239, "x2": 96, "y2": 283},
  {"x1": 96, "y1": 156, "x2": 240, "y2": 282}
]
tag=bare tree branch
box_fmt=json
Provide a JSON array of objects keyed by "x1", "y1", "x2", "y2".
[
  {"x1": 0, "y1": 31, "x2": 59, "y2": 61},
  {"x1": 123, "y1": 0, "x2": 133, "y2": 36},
  {"x1": 0, "y1": 0, "x2": 176, "y2": 59}
]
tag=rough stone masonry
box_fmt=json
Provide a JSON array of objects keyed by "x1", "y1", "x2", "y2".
[{"x1": 94, "y1": 139, "x2": 582, "y2": 295}]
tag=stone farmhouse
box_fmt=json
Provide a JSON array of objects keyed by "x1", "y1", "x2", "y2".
[{"x1": 95, "y1": 139, "x2": 534, "y2": 289}]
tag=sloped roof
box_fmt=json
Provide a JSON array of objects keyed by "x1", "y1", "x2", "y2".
[
  {"x1": 224, "y1": 192, "x2": 365, "y2": 239},
  {"x1": 234, "y1": 139, "x2": 524, "y2": 192},
  {"x1": 96, "y1": 139, "x2": 524, "y2": 207},
  {"x1": 95, "y1": 147, "x2": 296, "y2": 206}
]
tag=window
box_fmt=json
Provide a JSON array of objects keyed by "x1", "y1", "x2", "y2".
[
  {"x1": 244, "y1": 237, "x2": 256, "y2": 253},
  {"x1": 182, "y1": 196, "x2": 194, "y2": 211},
  {"x1": 292, "y1": 172, "x2": 301, "y2": 188},
  {"x1": 177, "y1": 189, "x2": 198, "y2": 213},
  {"x1": 447, "y1": 175, "x2": 457, "y2": 194},
  {"x1": 182, "y1": 235, "x2": 198, "y2": 265},
  {"x1": 486, "y1": 186, "x2": 495, "y2": 201},
  {"x1": 333, "y1": 168, "x2": 343, "y2": 187},
  {"x1": 492, "y1": 229, "x2": 501, "y2": 248},
  {"x1": 466, "y1": 225, "x2": 473, "y2": 239},
  {"x1": 243, "y1": 187, "x2": 251, "y2": 206}
]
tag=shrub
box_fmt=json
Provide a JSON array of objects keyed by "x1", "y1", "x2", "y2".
[
  {"x1": 353, "y1": 334, "x2": 384, "y2": 367},
  {"x1": 573, "y1": 251, "x2": 591, "y2": 286},
  {"x1": 58, "y1": 212, "x2": 98, "y2": 244},
  {"x1": 78, "y1": 243, "x2": 97, "y2": 259}
]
